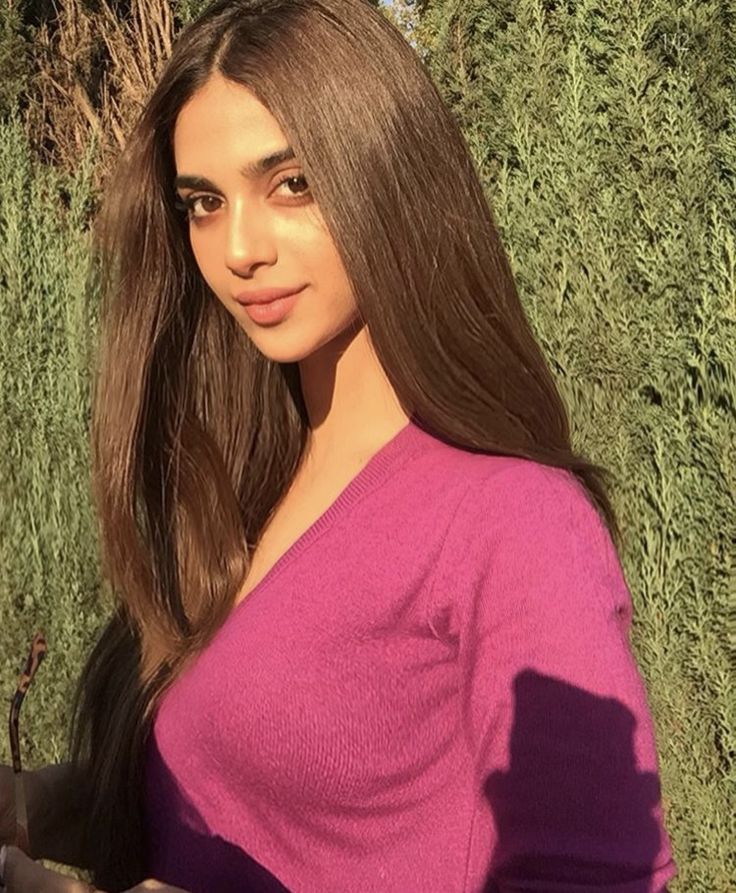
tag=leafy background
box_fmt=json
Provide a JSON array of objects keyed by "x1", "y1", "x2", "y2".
[{"x1": 0, "y1": 1, "x2": 733, "y2": 889}]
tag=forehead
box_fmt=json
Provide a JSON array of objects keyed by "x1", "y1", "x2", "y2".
[{"x1": 173, "y1": 75, "x2": 286, "y2": 162}]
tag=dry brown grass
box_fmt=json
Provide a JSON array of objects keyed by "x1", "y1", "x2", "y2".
[
  {"x1": 19, "y1": 1, "x2": 419, "y2": 195},
  {"x1": 23, "y1": 0, "x2": 175, "y2": 192}
]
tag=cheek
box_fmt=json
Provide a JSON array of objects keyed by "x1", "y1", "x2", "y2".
[
  {"x1": 189, "y1": 235, "x2": 225, "y2": 296},
  {"x1": 326, "y1": 265, "x2": 358, "y2": 312},
  {"x1": 309, "y1": 242, "x2": 352, "y2": 294},
  {"x1": 189, "y1": 233, "x2": 210, "y2": 275}
]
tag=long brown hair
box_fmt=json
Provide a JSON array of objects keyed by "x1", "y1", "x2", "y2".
[{"x1": 68, "y1": 0, "x2": 623, "y2": 888}]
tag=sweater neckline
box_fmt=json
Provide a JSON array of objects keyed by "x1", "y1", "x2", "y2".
[{"x1": 231, "y1": 415, "x2": 432, "y2": 614}]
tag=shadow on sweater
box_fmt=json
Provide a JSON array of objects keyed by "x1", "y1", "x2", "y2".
[
  {"x1": 482, "y1": 669, "x2": 671, "y2": 892},
  {"x1": 144, "y1": 669, "x2": 672, "y2": 892},
  {"x1": 144, "y1": 734, "x2": 293, "y2": 893}
]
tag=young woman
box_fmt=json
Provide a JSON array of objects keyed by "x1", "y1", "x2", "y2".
[{"x1": 0, "y1": 0, "x2": 678, "y2": 891}]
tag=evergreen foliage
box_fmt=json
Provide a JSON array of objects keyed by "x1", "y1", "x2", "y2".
[
  {"x1": 418, "y1": 2, "x2": 735, "y2": 889},
  {"x1": 0, "y1": 110, "x2": 108, "y2": 764},
  {"x1": 175, "y1": 0, "x2": 383, "y2": 27},
  {"x1": 0, "y1": 0, "x2": 33, "y2": 118},
  {"x1": 173, "y1": 0, "x2": 212, "y2": 24}
]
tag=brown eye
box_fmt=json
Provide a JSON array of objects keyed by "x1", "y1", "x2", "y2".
[
  {"x1": 275, "y1": 174, "x2": 310, "y2": 197},
  {"x1": 175, "y1": 195, "x2": 222, "y2": 219},
  {"x1": 173, "y1": 174, "x2": 311, "y2": 222}
]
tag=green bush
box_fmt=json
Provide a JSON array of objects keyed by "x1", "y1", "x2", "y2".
[
  {"x1": 0, "y1": 112, "x2": 108, "y2": 775},
  {"x1": 0, "y1": 1, "x2": 33, "y2": 118},
  {"x1": 419, "y1": 1, "x2": 735, "y2": 889}
]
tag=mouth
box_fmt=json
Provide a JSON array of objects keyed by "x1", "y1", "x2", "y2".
[
  {"x1": 233, "y1": 285, "x2": 306, "y2": 307},
  {"x1": 239, "y1": 288, "x2": 304, "y2": 325}
]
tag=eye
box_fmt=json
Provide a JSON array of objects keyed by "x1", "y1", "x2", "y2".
[
  {"x1": 174, "y1": 173, "x2": 311, "y2": 221},
  {"x1": 174, "y1": 195, "x2": 221, "y2": 219},
  {"x1": 274, "y1": 173, "x2": 311, "y2": 198}
]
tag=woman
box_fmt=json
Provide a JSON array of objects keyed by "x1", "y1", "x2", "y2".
[{"x1": 0, "y1": 0, "x2": 678, "y2": 891}]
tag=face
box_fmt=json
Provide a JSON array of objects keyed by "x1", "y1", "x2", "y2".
[{"x1": 172, "y1": 73, "x2": 362, "y2": 364}]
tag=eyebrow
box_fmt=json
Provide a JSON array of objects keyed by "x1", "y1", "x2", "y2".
[{"x1": 174, "y1": 146, "x2": 297, "y2": 192}]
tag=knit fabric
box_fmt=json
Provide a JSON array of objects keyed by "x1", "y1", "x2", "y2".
[{"x1": 143, "y1": 418, "x2": 678, "y2": 892}]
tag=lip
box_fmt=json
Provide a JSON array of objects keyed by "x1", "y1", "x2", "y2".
[
  {"x1": 241, "y1": 290, "x2": 302, "y2": 326},
  {"x1": 233, "y1": 285, "x2": 306, "y2": 306}
]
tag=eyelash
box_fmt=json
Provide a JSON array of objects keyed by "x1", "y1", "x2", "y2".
[{"x1": 174, "y1": 174, "x2": 311, "y2": 220}]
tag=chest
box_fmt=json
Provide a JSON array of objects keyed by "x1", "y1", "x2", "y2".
[
  {"x1": 155, "y1": 499, "x2": 460, "y2": 813},
  {"x1": 234, "y1": 504, "x2": 313, "y2": 607},
  {"x1": 233, "y1": 468, "x2": 357, "y2": 606}
]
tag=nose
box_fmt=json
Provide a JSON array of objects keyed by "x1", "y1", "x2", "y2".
[{"x1": 224, "y1": 197, "x2": 278, "y2": 276}]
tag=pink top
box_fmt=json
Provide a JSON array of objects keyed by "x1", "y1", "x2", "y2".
[{"x1": 143, "y1": 418, "x2": 677, "y2": 892}]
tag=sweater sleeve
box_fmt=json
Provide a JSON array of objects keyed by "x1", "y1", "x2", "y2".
[{"x1": 442, "y1": 463, "x2": 678, "y2": 893}]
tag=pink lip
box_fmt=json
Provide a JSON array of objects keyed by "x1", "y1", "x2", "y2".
[{"x1": 233, "y1": 285, "x2": 305, "y2": 306}]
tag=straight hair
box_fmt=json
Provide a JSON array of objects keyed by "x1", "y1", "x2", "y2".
[{"x1": 68, "y1": 1, "x2": 623, "y2": 888}]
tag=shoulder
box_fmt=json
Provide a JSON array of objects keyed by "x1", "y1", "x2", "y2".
[
  {"x1": 427, "y1": 454, "x2": 626, "y2": 639},
  {"x1": 416, "y1": 436, "x2": 602, "y2": 522},
  {"x1": 447, "y1": 453, "x2": 611, "y2": 553}
]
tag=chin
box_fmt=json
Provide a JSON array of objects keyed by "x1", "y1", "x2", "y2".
[
  {"x1": 242, "y1": 328, "x2": 321, "y2": 364},
  {"x1": 244, "y1": 319, "x2": 363, "y2": 365}
]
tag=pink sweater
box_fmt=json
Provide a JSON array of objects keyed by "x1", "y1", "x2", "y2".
[{"x1": 143, "y1": 418, "x2": 677, "y2": 892}]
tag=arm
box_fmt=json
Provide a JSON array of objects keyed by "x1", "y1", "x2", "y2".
[
  {"x1": 436, "y1": 464, "x2": 678, "y2": 892},
  {"x1": 25, "y1": 762, "x2": 95, "y2": 869},
  {"x1": 2, "y1": 843, "x2": 190, "y2": 892}
]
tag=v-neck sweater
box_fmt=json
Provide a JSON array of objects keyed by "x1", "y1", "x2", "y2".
[{"x1": 143, "y1": 418, "x2": 677, "y2": 893}]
